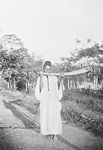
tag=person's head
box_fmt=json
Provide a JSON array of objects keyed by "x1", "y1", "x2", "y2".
[{"x1": 43, "y1": 61, "x2": 51, "y2": 73}]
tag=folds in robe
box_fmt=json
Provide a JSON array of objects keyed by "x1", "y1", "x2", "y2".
[{"x1": 35, "y1": 75, "x2": 63, "y2": 135}]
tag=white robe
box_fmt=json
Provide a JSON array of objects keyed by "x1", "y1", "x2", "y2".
[{"x1": 35, "y1": 75, "x2": 63, "y2": 135}]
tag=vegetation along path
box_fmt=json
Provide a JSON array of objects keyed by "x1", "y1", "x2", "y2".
[{"x1": 0, "y1": 92, "x2": 103, "y2": 150}]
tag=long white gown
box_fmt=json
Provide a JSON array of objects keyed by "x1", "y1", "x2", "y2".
[{"x1": 35, "y1": 75, "x2": 63, "y2": 135}]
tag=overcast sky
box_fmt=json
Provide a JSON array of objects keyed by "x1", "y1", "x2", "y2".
[{"x1": 0, "y1": 0, "x2": 103, "y2": 63}]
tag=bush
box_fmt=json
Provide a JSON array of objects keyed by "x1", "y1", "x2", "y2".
[
  {"x1": 61, "y1": 108, "x2": 103, "y2": 137},
  {"x1": 80, "y1": 88, "x2": 103, "y2": 97},
  {"x1": 61, "y1": 89, "x2": 103, "y2": 137}
]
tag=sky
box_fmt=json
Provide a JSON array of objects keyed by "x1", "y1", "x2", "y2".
[{"x1": 0, "y1": 0, "x2": 103, "y2": 63}]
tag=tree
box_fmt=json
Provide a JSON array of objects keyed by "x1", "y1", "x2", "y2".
[
  {"x1": 0, "y1": 34, "x2": 24, "y2": 52},
  {"x1": 58, "y1": 39, "x2": 103, "y2": 90},
  {"x1": 71, "y1": 40, "x2": 103, "y2": 90},
  {"x1": 0, "y1": 34, "x2": 44, "y2": 91}
]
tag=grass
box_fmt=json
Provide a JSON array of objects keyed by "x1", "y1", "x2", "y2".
[
  {"x1": 1, "y1": 88, "x2": 103, "y2": 138},
  {"x1": 62, "y1": 89, "x2": 103, "y2": 114},
  {"x1": 0, "y1": 89, "x2": 40, "y2": 115},
  {"x1": 61, "y1": 89, "x2": 103, "y2": 137}
]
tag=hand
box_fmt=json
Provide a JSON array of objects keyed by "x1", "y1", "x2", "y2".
[{"x1": 59, "y1": 72, "x2": 64, "y2": 80}]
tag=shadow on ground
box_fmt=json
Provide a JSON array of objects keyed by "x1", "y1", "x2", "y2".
[
  {"x1": 2, "y1": 100, "x2": 103, "y2": 150},
  {"x1": 3, "y1": 99, "x2": 40, "y2": 133}
]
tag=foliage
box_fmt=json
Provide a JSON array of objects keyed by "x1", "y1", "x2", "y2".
[
  {"x1": 61, "y1": 90, "x2": 103, "y2": 137},
  {"x1": 76, "y1": 43, "x2": 100, "y2": 59},
  {"x1": 63, "y1": 89, "x2": 103, "y2": 113},
  {"x1": 0, "y1": 34, "x2": 24, "y2": 51},
  {"x1": 0, "y1": 34, "x2": 44, "y2": 91},
  {"x1": 61, "y1": 108, "x2": 103, "y2": 137}
]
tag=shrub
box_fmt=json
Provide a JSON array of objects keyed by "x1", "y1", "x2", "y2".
[{"x1": 61, "y1": 108, "x2": 103, "y2": 137}]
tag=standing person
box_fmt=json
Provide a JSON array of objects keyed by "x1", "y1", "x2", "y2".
[{"x1": 35, "y1": 61, "x2": 63, "y2": 140}]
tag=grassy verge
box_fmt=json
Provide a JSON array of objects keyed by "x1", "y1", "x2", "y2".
[
  {"x1": 0, "y1": 89, "x2": 39, "y2": 115},
  {"x1": 61, "y1": 89, "x2": 103, "y2": 137}
]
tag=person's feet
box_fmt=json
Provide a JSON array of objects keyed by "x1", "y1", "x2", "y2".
[
  {"x1": 47, "y1": 135, "x2": 57, "y2": 140},
  {"x1": 53, "y1": 135, "x2": 57, "y2": 140},
  {"x1": 46, "y1": 135, "x2": 51, "y2": 139}
]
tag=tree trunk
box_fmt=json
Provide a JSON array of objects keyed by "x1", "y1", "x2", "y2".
[
  {"x1": 13, "y1": 78, "x2": 16, "y2": 90},
  {"x1": 94, "y1": 75, "x2": 98, "y2": 90},
  {"x1": 68, "y1": 78, "x2": 70, "y2": 90},
  {"x1": 70, "y1": 80, "x2": 73, "y2": 90},
  {"x1": 25, "y1": 82, "x2": 28, "y2": 91}
]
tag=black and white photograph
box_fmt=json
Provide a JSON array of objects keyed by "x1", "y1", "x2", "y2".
[{"x1": 0, "y1": 0, "x2": 103, "y2": 149}]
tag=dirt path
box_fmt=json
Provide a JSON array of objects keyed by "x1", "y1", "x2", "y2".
[{"x1": 0, "y1": 95, "x2": 103, "y2": 150}]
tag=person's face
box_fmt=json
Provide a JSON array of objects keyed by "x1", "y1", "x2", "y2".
[{"x1": 44, "y1": 65, "x2": 51, "y2": 73}]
